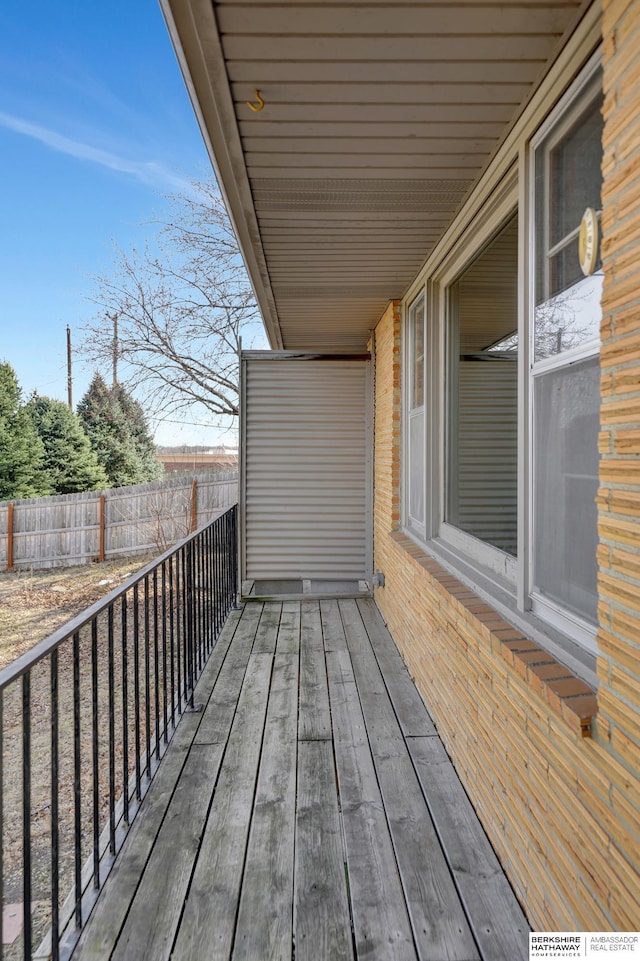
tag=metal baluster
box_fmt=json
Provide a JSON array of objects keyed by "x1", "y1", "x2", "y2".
[
  {"x1": 202, "y1": 527, "x2": 209, "y2": 652},
  {"x1": 161, "y1": 561, "x2": 168, "y2": 744},
  {"x1": 121, "y1": 595, "x2": 129, "y2": 825},
  {"x1": 228, "y1": 510, "x2": 234, "y2": 610},
  {"x1": 0, "y1": 687, "x2": 4, "y2": 961},
  {"x1": 211, "y1": 523, "x2": 218, "y2": 641},
  {"x1": 186, "y1": 543, "x2": 194, "y2": 708},
  {"x1": 192, "y1": 536, "x2": 199, "y2": 675},
  {"x1": 223, "y1": 511, "x2": 229, "y2": 610},
  {"x1": 169, "y1": 557, "x2": 176, "y2": 728},
  {"x1": 222, "y1": 511, "x2": 228, "y2": 612},
  {"x1": 202, "y1": 531, "x2": 208, "y2": 658},
  {"x1": 175, "y1": 552, "x2": 182, "y2": 714},
  {"x1": 108, "y1": 606, "x2": 116, "y2": 855},
  {"x1": 22, "y1": 673, "x2": 32, "y2": 960},
  {"x1": 50, "y1": 651, "x2": 59, "y2": 961},
  {"x1": 232, "y1": 506, "x2": 239, "y2": 607},
  {"x1": 211, "y1": 522, "x2": 216, "y2": 630},
  {"x1": 133, "y1": 585, "x2": 141, "y2": 801},
  {"x1": 181, "y1": 547, "x2": 187, "y2": 707},
  {"x1": 214, "y1": 519, "x2": 221, "y2": 635},
  {"x1": 73, "y1": 631, "x2": 82, "y2": 928},
  {"x1": 198, "y1": 534, "x2": 204, "y2": 671},
  {"x1": 144, "y1": 575, "x2": 151, "y2": 778},
  {"x1": 153, "y1": 569, "x2": 160, "y2": 759},
  {"x1": 91, "y1": 619, "x2": 100, "y2": 890}
]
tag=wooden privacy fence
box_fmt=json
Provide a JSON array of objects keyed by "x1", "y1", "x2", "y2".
[{"x1": 0, "y1": 471, "x2": 238, "y2": 571}]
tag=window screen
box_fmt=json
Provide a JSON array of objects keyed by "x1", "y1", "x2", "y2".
[{"x1": 533, "y1": 355, "x2": 600, "y2": 623}]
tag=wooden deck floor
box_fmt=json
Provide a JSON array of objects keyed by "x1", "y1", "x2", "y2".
[{"x1": 72, "y1": 598, "x2": 529, "y2": 961}]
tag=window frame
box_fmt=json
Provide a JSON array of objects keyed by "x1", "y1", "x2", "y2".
[
  {"x1": 433, "y1": 177, "x2": 520, "y2": 584},
  {"x1": 405, "y1": 292, "x2": 427, "y2": 538},
  {"x1": 527, "y1": 53, "x2": 602, "y2": 654},
  {"x1": 401, "y1": 54, "x2": 602, "y2": 656}
]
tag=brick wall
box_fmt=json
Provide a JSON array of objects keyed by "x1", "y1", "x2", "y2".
[
  {"x1": 598, "y1": 0, "x2": 640, "y2": 871},
  {"x1": 372, "y1": 290, "x2": 640, "y2": 927}
]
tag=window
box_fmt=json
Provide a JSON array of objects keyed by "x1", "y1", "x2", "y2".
[
  {"x1": 446, "y1": 216, "x2": 519, "y2": 560},
  {"x1": 407, "y1": 295, "x2": 425, "y2": 532},
  {"x1": 403, "y1": 58, "x2": 603, "y2": 653},
  {"x1": 530, "y1": 66, "x2": 603, "y2": 640}
]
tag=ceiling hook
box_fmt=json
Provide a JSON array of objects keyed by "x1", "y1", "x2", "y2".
[{"x1": 246, "y1": 90, "x2": 265, "y2": 112}]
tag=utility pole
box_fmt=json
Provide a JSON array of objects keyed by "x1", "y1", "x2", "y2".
[
  {"x1": 66, "y1": 325, "x2": 73, "y2": 409},
  {"x1": 112, "y1": 312, "x2": 118, "y2": 387}
]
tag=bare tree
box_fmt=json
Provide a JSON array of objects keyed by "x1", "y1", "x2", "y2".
[{"x1": 81, "y1": 181, "x2": 262, "y2": 426}]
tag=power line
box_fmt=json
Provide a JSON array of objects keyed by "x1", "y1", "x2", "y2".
[{"x1": 148, "y1": 416, "x2": 237, "y2": 429}]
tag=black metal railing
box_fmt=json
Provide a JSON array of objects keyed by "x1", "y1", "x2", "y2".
[{"x1": 0, "y1": 505, "x2": 237, "y2": 961}]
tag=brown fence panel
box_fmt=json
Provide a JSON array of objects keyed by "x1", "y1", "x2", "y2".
[{"x1": 0, "y1": 472, "x2": 238, "y2": 571}]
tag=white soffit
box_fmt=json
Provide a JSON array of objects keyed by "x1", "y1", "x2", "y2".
[{"x1": 163, "y1": 0, "x2": 588, "y2": 350}]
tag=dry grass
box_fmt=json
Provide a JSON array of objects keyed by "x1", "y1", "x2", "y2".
[{"x1": 0, "y1": 555, "x2": 155, "y2": 669}]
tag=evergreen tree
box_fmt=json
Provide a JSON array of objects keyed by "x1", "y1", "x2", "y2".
[
  {"x1": 77, "y1": 374, "x2": 162, "y2": 487},
  {"x1": 113, "y1": 385, "x2": 163, "y2": 482},
  {"x1": 26, "y1": 393, "x2": 108, "y2": 494},
  {"x1": 0, "y1": 362, "x2": 50, "y2": 499}
]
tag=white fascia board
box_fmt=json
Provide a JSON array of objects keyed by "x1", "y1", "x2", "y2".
[{"x1": 159, "y1": 0, "x2": 283, "y2": 349}]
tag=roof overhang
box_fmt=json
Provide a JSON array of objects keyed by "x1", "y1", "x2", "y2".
[{"x1": 160, "y1": 0, "x2": 591, "y2": 350}]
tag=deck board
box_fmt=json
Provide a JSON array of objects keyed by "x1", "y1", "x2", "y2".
[
  {"x1": 339, "y1": 600, "x2": 479, "y2": 961},
  {"x1": 298, "y1": 600, "x2": 332, "y2": 740},
  {"x1": 294, "y1": 740, "x2": 354, "y2": 961},
  {"x1": 232, "y1": 653, "x2": 299, "y2": 961},
  {"x1": 73, "y1": 597, "x2": 529, "y2": 961},
  {"x1": 171, "y1": 652, "x2": 273, "y2": 961},
  {"x1": 356, "y1": 598, "x2": 437, "y2": 737},
  {"x1": 408, "y1": 735, "x2": 530, "y2": 961},
  {"x1": 252, "y1": 601, "x2": 281, "y2": 654},
  {"x1": 326, "y1": 644, "x2": 418, "y2": 961}
]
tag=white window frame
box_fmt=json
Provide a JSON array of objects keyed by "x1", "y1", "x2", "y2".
[
  {"x1": 434, "y1": 176, "x2": 519, "y2": 584},
  {"x1": 527, "y1": 53, "x2": 602, "y2": 654},
  {"x1": 405, "y1": 293, "x2": 427, "y2": 538},
  {"x1": 401, "y1": 55, "x2": 602, "y2": 656}
]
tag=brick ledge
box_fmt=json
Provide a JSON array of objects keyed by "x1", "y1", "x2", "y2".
[{"x1": 389, "y1": 530, "x2": 597, "y2": 738}]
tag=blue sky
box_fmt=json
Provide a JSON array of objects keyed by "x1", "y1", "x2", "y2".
[{"x1": 0, "y1": 0, "x2": 235, "y2": 445}]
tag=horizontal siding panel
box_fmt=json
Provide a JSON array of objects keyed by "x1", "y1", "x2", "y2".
[
  {"x1": 244, "y1": 356, "x2": 370, "y2": 580},
  {"x1": 227, "y1": 59, "x2": 546, "y2": 85},
  {"x1": 223, "y1": 35, "x2": 562, "y2": 63},
  {"x1": 238, "y1": 120, "x2": 508, "y2": 140},
  {"x1": 233, "y1": 82, "x2": 530, "y2": 106},
  {"x1": 244, "y1": 137, "x2": 498, "y2": 155},
  {"x1": 239, "y1": 104, "x2": 517, "y2": 124},
  {"x1": 218, "y1": 5, "x2": 572, "y2": 35}
]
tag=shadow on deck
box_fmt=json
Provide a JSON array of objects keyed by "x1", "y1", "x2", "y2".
[{"x1": 72, "y1": 598, "x2": 529, "y2": 961}]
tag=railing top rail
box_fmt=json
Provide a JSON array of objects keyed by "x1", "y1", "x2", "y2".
[{"x1": 0, "y1": 504, "x2": 237, "y2": 692}]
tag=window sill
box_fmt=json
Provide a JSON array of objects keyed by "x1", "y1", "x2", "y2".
[{"x1": 389, "y1": 529, "x2": 598, "y2": 739}]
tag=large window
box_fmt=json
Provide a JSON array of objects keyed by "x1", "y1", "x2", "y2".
[
  {"x1": 446, "y1": 216, "x2": 518, "y2": 559},
  {"x1": 404, "y1": 58, "x2": 603, "y2": 653},
  {"x1": 530, "y1": 66, "x2": 603, "y2": 639}
]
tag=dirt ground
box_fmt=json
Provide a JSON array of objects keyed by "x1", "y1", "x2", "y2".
[{"x1": 0, "y1": 555, "x2": 155, "y2": 669}]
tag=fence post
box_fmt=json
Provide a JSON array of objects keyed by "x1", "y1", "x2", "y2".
[
  {"x1": 6, "y1": 502, "x2": 14, "y2": 572},
  {"x1": 190, "y1": 479, "x2": 198, "y2": 533},
  {"x1": 98, "y1": 495, "x2": 106, "y2": 563}
]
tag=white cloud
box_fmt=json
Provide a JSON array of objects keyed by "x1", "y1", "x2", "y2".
[{"x1": 0, "y1": 109, "x2": 192, "y2": 193}]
